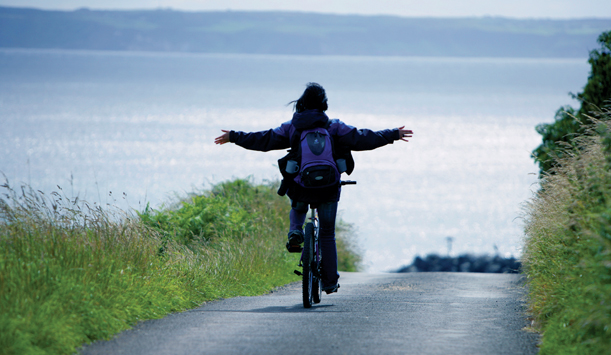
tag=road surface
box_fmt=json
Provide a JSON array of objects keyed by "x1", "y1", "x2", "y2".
[{"x1": 81, "y1": 272, "x2": 539, "y2": 354}]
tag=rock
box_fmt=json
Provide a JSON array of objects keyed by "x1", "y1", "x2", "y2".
[{"x1": 396, "y1": 254, "x2": 521, "y2": 273}]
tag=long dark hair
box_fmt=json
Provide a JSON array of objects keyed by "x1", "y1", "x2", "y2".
[{"x1": 289, "y1": 82, "x2": 328, "y2": 113}]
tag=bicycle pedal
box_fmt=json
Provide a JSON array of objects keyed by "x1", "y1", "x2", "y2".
[
  {"x1": 286, "y1": 243, "x2": 303, "y2": 253},
  {"x1": 294, "y1": 270, "x2": 303, "y2": 276}
]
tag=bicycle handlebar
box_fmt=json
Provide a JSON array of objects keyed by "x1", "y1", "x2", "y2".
[{"x1": 340, "y1": 180, "x2": 357, "y2": 185}]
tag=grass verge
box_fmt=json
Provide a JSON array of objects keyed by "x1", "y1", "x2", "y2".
[
  {"x1": 0, "y1": 178, "x2": 361, "y2": 355},
  {"x1": 522, "y1": 108, "x2": 611, "y2": 354}
]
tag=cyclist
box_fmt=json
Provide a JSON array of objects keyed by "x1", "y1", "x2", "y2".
[{"x1": 214, "y1": 82, "x2": 412, "y2": 294}]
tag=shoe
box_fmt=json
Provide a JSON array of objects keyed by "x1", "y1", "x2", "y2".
[
  {"x1": 286, "y1": 230, "x2": 304, "y2": 253},
  {"x1": 288, "y1": 230, "x2": 304, "y2": 245},
  {"x1": 322, "y1": 283, "x2": 340, "y2": 294}
]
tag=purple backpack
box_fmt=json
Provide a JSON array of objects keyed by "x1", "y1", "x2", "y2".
[{"x1": 291, "y1": 127, "x2": 340, "y2": 188}]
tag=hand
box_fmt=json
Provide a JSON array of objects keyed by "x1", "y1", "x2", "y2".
[
  {"x1": 397, "y1": 126, "x2": 413, "y2": 142},
  {"x1": 214, "y1": 130, "x2": 231, "y2": 145}
]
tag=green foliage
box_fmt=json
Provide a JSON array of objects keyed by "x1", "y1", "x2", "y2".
[
  {"x1": 578, "y1": 31, "x2": 611, "y2": 117},
  {"x1": 523, "y1": 108, "x2": 611, "y2": 354},
  {"x1": 138, "y1": 180, "x2": 271, "y2": 246},
  {"x1": 533, "y1": 31, "x2": 611, "y2": 174},
  {"x1": 533, "y1": 106, "x2": 580, "y2": 172}
]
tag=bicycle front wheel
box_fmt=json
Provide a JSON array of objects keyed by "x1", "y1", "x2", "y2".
[{"x1": 302, "y1": 222, "x2": 315, "y2": 308}]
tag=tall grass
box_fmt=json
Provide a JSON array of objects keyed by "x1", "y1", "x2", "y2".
[
  {"x1": 522, "y1": 108, "x2": 611, "y2": 354},
  {"x1": 0, "y1": 178, "x2": 361, "y2": 355}
]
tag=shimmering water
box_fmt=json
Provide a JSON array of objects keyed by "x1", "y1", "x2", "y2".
[{"x1": 0, "y1": 48, "x2": 589, "y2": 271}]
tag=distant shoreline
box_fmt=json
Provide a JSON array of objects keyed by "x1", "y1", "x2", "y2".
[
  {"x1": 5, "y1": 5, "x2": 611, "y2": 22},
  {"x1": 1, "y1": 6, "x2": 609, "y2": 58}
]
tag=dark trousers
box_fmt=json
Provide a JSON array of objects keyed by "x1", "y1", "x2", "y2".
[{"x1": 289, "y1": 201, "x2": 339, "y2": 288}]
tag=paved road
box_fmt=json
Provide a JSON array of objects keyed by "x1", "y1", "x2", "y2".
[{"x1": 81, "y1": 272, "x2": 539, "y2": 355}]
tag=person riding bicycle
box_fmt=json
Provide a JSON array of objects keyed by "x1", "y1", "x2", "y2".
[{"x1": 214, "y1": 82, "x2": 412, "y2": 294}]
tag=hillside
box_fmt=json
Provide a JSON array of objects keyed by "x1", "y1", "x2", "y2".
[{"x1": 1, "y1": 6, "x2": 610, "y2": 57}]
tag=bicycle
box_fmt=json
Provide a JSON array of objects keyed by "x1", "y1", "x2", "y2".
[{"x1": 294, "y1": 180, "x2": 356, "y2": 308}]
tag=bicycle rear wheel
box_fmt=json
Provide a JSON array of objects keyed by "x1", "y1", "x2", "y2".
[
  {"x1": 313, "y1": 275, "x2": 322, "y2": 304},
  {"x1": 312, "y1": 224, "x2": 322, "y2": 304},
  {"x1": 302, "y1": 222, "x2": 315, "y2": 308}
]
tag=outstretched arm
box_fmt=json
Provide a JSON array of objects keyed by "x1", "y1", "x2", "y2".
[
  {"x1": 214, "y1": 130, "x2": 231, "y2": 145},
  {"x1": 213, "y1": 125, "x2": 291, "y2": 151},
  {"x1": 398, "y1": 126, "x2": 413, "y2": 142},
  {"x1": 332, "y1": 120, "x2": 414, "y2": 151}
]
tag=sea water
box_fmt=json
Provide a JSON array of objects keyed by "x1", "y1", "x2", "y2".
[{"x1": 0, "y1": 48, "x2": 589, "y2": 271}]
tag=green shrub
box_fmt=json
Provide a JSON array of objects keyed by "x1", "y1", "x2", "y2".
[
  {"x1": 533, "y1": 30, "x2": 611, "y2": 174},
  {"x1": 139, "y1": 179, "x2": 282, "y2": 247}
]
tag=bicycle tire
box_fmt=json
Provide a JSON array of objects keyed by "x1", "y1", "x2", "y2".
[
  {"x1": 312, "y1": 221, "x2": 322, "y2": 304},
  {"x1": 313, "y1": 276, "x2": 322, "y2": 304},
  {"x1": 302, "y1": 222, "x2": 315, "y2": 308}
]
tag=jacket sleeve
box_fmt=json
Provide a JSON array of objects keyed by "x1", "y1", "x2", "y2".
[
  {"x1": 228, "y1": 122, "x2": 292, "y2": 152},
  {"x1": 331, "y1": 120, "x2": 400, "y2": 151}
]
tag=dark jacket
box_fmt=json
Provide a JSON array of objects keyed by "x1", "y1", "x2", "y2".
[{"x1": 229, "y1": 109, "x2": 401, "y2": 203}]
